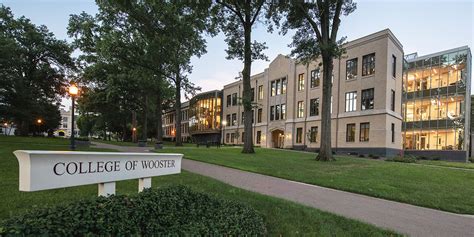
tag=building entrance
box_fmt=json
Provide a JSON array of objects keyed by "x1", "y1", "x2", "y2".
[{"x1": 271, "y1": 130, "x2": 284, "y2": 148}]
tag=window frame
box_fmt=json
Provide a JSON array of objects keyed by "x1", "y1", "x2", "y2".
[
  {"x1": 310, "y1": 98, "x2": 320, "y2": 116},
  {"x1": 346, "y1": 123, "x2": 356, "y2": 142},
  {"x1": 362, "y1": 53, "x2": 376, "y2": 76},
  {"x1": 359, "y1": 122, "x2": 370, "y2": 142},
  {"x1": 310, "y1": 69, "x2": 320, "y2": 88},
  {"x1": 297, "y1": 101, "x2": 304, "y2": 118},
  {"x1": 361, "y1": 88, "x2": 374, "y2": 111},
  {"x1": 346, "y1": 58, "x2": 358, "y2": 80},
  {"x1": 296, "y1": 127, "x2": 303, "y2": 143},
  {"x1": 310, "y1": 126, "x2": 318, "y2": 143},
  {"x1": 345, "y1": 91, "x2": 357, "y2": 112},
  {"x1": 298, "y1": 73, "x2": 305, "y2": 91}
]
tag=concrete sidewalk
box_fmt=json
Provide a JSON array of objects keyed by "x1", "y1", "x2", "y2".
[{"x1": 93, "y1": 142, "x2": 474, "y2": 236}]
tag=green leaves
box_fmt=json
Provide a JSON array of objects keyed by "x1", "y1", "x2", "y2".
[{"x1": 0, "y1": 186, "x2": 267, "y2": 236}]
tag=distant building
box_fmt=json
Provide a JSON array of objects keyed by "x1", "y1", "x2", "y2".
[
  {"x1": 54, "y1": 106, "x2": 79, "y2": 138},
  {"x1": 163, "y1": 101, "x2": 190, "y2": 142}
]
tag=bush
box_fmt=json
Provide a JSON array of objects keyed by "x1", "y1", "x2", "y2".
[
  {"x1": 0, "y1": 186, "x2": 266, "y2": 236},
  {"x1": 385, "y1": 155, "x2": 417, "y2": 163}
]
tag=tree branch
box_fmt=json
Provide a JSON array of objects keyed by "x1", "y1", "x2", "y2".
[
  {"x1": 297, "y1": 3, "x2": 322, "y2": 42},
  {"x1": 330, "y1": 0, "x2": 343, "y2": 42},
  {"x1": 217, "y1": 0, "x2": 245, "y2": 24},
  {"x1": 250, "y1": 0, "x2": 264, "y2": 25}
]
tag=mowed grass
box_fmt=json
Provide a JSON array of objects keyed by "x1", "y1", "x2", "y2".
[
  {"x1": 0, "y1": 136, "x2": 398, "y2": 236},
  {"x1": 91, "y1": 139, "x2": 195, "y2": 147},
  {"x1": 157, "y1": 147, "x2": 474, "y2": 214}
]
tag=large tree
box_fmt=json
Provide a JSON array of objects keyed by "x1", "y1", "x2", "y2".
[
  {"x1": 0, "y1": 6, "x2": 74, "y2": 135},
  {"x1": 216, "y1": 0, "x2": 270, "y2": 153},
  {"x1": 276, "y1": 0, "x2": 356, "y2": 161}
]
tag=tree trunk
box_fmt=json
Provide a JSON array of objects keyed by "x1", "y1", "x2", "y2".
[
  {"x1": 142, "y1": 95, "x2": 148, "y2": 141},
  {"x1": 156, "y1": 88, "x2": 163, "y2": 142},
  {"x1": 316, "y1": 53, "x2": 335, "y2": 161},
  {"x1": 241, "y1": 13, "x2": 255, "y2": 154},
  {"x1": 174, "y1": 67, "x2": 183, "y2": 146}
]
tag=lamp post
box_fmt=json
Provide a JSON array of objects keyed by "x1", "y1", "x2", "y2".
[
  {"x1": 222, "y1": 120, "x2": 227, "y2": 145},
  {"x1": 68, "y1": 84, "x2": 79, "y2": 150},
  {"x1": 132, "y1": 127, "x2": 137, "y2": 143},
  {"x1": 36, "y1": 119, "x2": 42, "y2": 136}
]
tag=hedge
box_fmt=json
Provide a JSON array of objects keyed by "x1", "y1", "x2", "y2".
[{"x1": 0, "y1": 186, "x2": 266, "y2": 236}]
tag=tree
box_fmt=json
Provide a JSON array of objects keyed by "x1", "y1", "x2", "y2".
[
  {"x1": 0, "y1": 6, "x2": 74, "y2": 135},
  {"x1": 275, "y1": 0, "x2": 356, "y2": 161},
  {"x1": 216, "y1": 0, "x2": 270, "y2": 153}
]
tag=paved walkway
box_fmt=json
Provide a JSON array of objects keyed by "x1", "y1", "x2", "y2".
[{"x1": 92, "y1": 142, "x2": 474, "y2": 237}]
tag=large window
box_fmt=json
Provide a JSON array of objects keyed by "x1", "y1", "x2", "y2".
[
  {"x1": 296, "y1": 128, "x2": 303, "y2": 143},
  {"x1": 258, "y1": 85, "x2": 263, "y2": 100},
  {"x1": 250, "y1": 88, "x2": 255, "y2": 102},
  {"x1": 361, "y1": 88, "x2": 374, "y2": 110},
  {"x1": 226, "y1": 95, "x2": 231, "y2": 107},
  {"x1": 298, "y1": 73, "x2": 305, "y2": 91},
  {"x1": 360, "y1": 122, "x2": 370, "y2": 142},
  {"x1": 256, "y1": 131, "x2": 261, "y2": 144},
  {"x1": 310, "y1": 126, "x2": 318, "y2": 143},
  {"x1": 271, "y1": 81, "x2": 276, "y2": 96},
  {"x1": 310, "y1": 98, "x2": 319, "y2": 116},
  {"x1": 297, "y1": 101, "x2": 304, "y2": 118},
  {"x1": 346, "y1": 58, "x2": 358, "y2": 80},
  {"x1": 231, "y1": 113, "x2": 236, "y2": 126},
  {"x1": 281, "y1": 78, "x2": 287, "y2": 94},
  {"x1": 345, "y1": 91, "x2": 357, "y2": 112},
  {"x1": 241, "y1": 112, "x2": 245, "y2": 124},
  {"x1": 392, "y1": 55, "x2": 397, "y2": 78},
  {"x1": 257, "y1": 108, "x2": 262, "y2": 123},
  {"x1": 281, "y1": 104, "x2": 286, "y2": 120},
  {"x1": 391, "y1": 89, "x2": 395, "y2": 111},
  {"x1": 310, "y1": 69, "x2": 320, "y2": 87},
  {"x1": 362, "y1": 53, "x2": 375, "y2": 76},
  {"x1": 232, "y1": 93, "x2": 237, "y2": 106},
  {"x1": 275, "y1": 105, "x2": 280, "y2": 120},
  {"x1": 346, "y1": 123, "x2": 355, "y2": 142},
  {"x1": 270, "y1": 106, "x2": 275, "y2": 121},
  {"x1": 276, "y1": 80, "x2": 281, "y2": 95},
  {"x1": 226, "y1": 114, "x2": 231, "y2": 125}
]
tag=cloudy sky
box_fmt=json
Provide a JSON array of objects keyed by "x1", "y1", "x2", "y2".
[{"x1": 2, "y1": 0, "x2": 473, "y2": 100}]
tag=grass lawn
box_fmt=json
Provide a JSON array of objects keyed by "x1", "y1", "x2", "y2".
[
  {"x1": 156, "y1": 147, "x2": 474, "y2": 214},
  {"x1": 417, "y1": 160, "x2": 474, "y2": 170},
  {"x1": 91, "y1": 138, "x2": 195, "y2": 147},
  {"x1": 0, "y1": 136, "x2": 398, "y2": 236}
]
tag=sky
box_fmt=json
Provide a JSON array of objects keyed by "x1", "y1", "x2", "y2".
[{"x1": 2, "y1": 0, "x2": 473, "y2": 101}]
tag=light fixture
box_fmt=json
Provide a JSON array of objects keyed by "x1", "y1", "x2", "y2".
[
  {"x1": 37, "y1": 119, "x2": 42, "y2": 124},
  {"x1": 68, "y1": 84, "x2": 79, "y2": 96}
]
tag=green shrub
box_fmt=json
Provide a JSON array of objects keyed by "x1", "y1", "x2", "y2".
[
  {"x1": 0, "y1": 186, "x2": 266, "y2": 236},
  {"x1": 386, "y1": 156, "x2": 417, "y2": 163}
]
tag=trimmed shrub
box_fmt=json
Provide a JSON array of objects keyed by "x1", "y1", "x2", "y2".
[
  {"x1": 385, "y1": 155, "x2": 417, "y2": 163},
  {"x1": 0, "y1": 186, "x2": 266, "y2": 236}
]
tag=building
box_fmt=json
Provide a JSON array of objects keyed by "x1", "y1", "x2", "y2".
[
  {"x1": 162, "y1": 29, "x2": 472, "y2": 160},
  {"x1": 402, "y1": 46, "x2": 472, "y2": 161},
  {"x1": 162, "y1": 101, "x2": 190, "y2": 142},
  {"x1": 221, "y1": 29, "x2": 404, "y2": 157},
  {"x1": 54, "y1": 107, "x2": 79, "y2": 138}
]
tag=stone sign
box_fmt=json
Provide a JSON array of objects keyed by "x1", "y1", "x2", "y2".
[{"x1": 14, "y1": 150, "x2": 182, "y2": 196}]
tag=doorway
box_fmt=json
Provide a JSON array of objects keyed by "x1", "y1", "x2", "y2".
[{"x1": 271, "y1": 129, "x2": 284, "y2": 148}]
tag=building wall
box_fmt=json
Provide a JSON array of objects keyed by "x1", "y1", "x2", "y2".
[
  {"x1": 162, "y1": 102, "x2": 190, "y2": 142},
  {"x1": 221, "y1": 29, "x2": 405, "y2": 157}
]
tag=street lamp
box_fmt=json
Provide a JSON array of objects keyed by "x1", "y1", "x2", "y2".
[
  {"x1": 132, "y1": 127, "x2": 137, "y2": 143},
  {"x1": 36, "y1": 119, "x2": 42, "y2": 136},
  {"x1": 68, "y1": 84, "x2": 79, "y2": 150},
  {"x1": 222, "y1": 120, "x2": 227, "y2": 145}
]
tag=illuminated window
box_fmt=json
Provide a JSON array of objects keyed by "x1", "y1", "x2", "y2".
[
  {"x1": 360, "y1": 122, "x2": 370, "y2": 142},
  {"x1": 345, "y1": 91, "x2": 357, "y2": 112},
  {"x1": 258, "y1": 85, "x2": 263, "y2": 100},
  {"x1": 298, "y1": 74, "x2": 304, "y2": 91},
  {"x1": 271, "y1": 81, "x2": 276, "y2": 96},
  {"x1": 257, "y1": 108, "x2": 262, "y2": 123},
  {"x1": 281, "y1": 104, "x2": 286, "y2": 120},
  {"x1": 310, "y1": 69, "x2": 320, "y2": 87},
  {"x1": 346, "y1": 123, "x2": 355, "y2": 142},
  {"x1": 297, "y1": 101, "x2": 304, "y2": 118},
  {"x1": 281, "y1": 78, "x2": 287, "y2": 94}
]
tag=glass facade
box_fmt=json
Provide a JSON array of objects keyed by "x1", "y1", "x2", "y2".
[
  {"x1": 188, "y1": 91, "x2": 222, "y2": 134},
  {"x1": 402, "y1": 48, "x2": 471, "y2": 151}
]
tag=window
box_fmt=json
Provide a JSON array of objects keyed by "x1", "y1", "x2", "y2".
[
  {"x1": 231, "y1": 133, "x2": 235, "y2": 142},
  {"x1": 271, "y1": 81, "x2": 276, "y2": 96},
  {"x1": 345, "y1": 91, "x2": 357, "y2": 112},
  {"x1": 298, "y1": 73, "x2": 304, "y2": 91},
  {"x1": 242, "y1": 132, "x2": 245, "y2": 142},
  {"x1": 256, "y1": 131, "x2": 261, "y2": 144},
  {"x1": 360, "y1": 123, "x2": 370, "y2": 142},
  {"x1": 310, "y1": 98, "x2": 319, "y2": 116},
  {"x1": 231, "y1": 113, "x2": 237, "y2": 126},
  {"x1": 296, "y1": 128, "x2": 303, "y2": 143},
  {"x1": 392, "y1": 55, "x2": 396, "y2": 78},
  {"x1": 232, "y1": 93, "x2": 237, "y2": 106},
  {"x1": 346, "y1": 124, "x2": 355, "y2": 142},
  {"x1": 310, "y1": 69, "x2": 320, "y2": 87},
  {"x1": 362, "y1": 53, "x2": 375, "y2": 76},
  {"x1": 250, "y1": 88, "x2": 255, "y2": 102},
  {"x1": 226, "y1": 114, "x2": 231, "y2": 126},
  {"x1": 361, "y1": 88, "x2": 374, "y2": 110},
  {"x1": 275, "y1": 105, "x2": 280, "y2": 120},
  {"x1": 270, "y1": 106, "x2": 275, "y2": 121},
  {"x1": 241, "y1": 112, "x2": 244, "y2": 124},
  {"x1": 297, "y1": 101, "x2": 304, "y2": 118},
  {"x1": 276, "y1": 80, "x2": 281, "y2": 95},
  {"x1": 391, "y1": 89, "x2": 395, "y2": 111},
  {"x1": 226, "y1": 133, "x2": 230, "y2": 143},
  {"x1": 257, "y1": 108, "x2": 262, "y2": 123},
  {"x1": 226, "y1": 95, "x2": 231, "y2": 107},
  {"x1": 310, "y1": 126, "x2": 318, "y2": 143},
  {"x1": 346, "y1": 58, "x2": 358, "y2": 80},
  {"x1": 281, "y1": 78, "x2": 287, "y2": 94},
  {"x1": 330, "y1": 96, "x2": 333, "y2": 114},
  {"x1": 281, "y1": 104, "x2": 286, "y2": 120},
  {"x1": 391, "y1": 123, "x2": 395, "y2": 143},
  {"x1": 258, "y1": 85, "x2": 263, "y2": 100}
]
